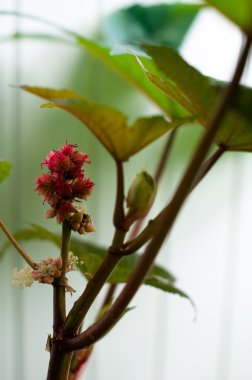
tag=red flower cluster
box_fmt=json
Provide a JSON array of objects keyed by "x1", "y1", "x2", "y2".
[{"x1": 35, "y1": 144, "x2": 94, "y2": 223}]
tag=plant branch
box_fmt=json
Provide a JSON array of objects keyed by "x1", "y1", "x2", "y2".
[
  {"x1": 189, "y1": 144, "x2": 226, "y2": 192},
  {"x1": 0, "y1": 218, "x2": 36, "y2": 268},
  {"x1": 63, "y1": 252, "x2": 121, "y2": 337},
  {"x1": 73, "y1": 134, "x2": 177, "y2": 375},
  {"x1": 63, "y1": 161, "x2": 126, "y2": 337},
  {"x1": 47, "y1": 220, "x2": 72, "y2": 380},
  {"x1": 154, "y1": 129, "x2": 177, "y2": 183},
  {"x1": 113, "y1": 160, "x2": 125, "y2": 229},
  {"x1": 64, "y1": 35, "x2": 251, "y2": 352},
  {"x1": 53, "y1": 220, "x2": 72, "y2": 331}
]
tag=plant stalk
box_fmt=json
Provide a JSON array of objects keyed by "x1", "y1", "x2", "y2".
[
  {"x1": 63, "y1": 161, "x2": 126, "y2": 337},
  {"x1": 0, "y1": 218, "x2": 36, "y2": 268},
  {"x1": 64, "y1": 35, "x2": 251, "y2": 352},
  {"x1": 46, "y1": 220, "x2": 71, "y2": 380}
]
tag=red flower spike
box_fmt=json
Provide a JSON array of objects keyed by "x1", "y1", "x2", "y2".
[
  {"x1": 35, "y1": 144, "x2": 95, "y2": 224},
  {"x1": 56, "y1": 202, "x2": 75, "y2": 223},
  {"x1": 35, "y1": 174, "x2": 56, "y2": 196},
  {"x1": 59, "y1": 143, "x2": 77, "y2": 156},
  {"x1": 71, "y1": 178, "x2": 94, "y2": 199}
]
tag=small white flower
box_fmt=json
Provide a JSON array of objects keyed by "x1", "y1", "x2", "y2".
[
  {"x1": 67, "y1": 251, "x2": 79, "y2": 271},
  {"x1": 11, "y1": 266, "x2": 34, "y2": 288}
]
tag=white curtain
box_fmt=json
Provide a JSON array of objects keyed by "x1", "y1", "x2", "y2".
[{"x1": 1, "y1": 1, "x2": 252, "y2": 379}]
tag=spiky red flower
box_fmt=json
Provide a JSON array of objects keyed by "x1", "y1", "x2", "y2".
[
  {"x1": 41, "y1": 143, "x2": 90, "y2": 180},
  {"x1": 71, "y1": 178, "x2": 94, "y2": 199},
  {"x1": 36, "y1": 144, "x2": 94, "y2": 224}
]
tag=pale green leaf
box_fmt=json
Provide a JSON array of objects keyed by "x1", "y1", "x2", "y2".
[{"x1": 138, "y1": 44, "x2": 216, "y2": 123}]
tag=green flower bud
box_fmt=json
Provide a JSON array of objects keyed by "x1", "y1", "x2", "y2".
[{"x1": 125, "y1": 171, "x2": 156, "y2": 227}]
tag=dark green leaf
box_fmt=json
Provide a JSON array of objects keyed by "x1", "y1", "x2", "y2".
[
  {"x1": 209, "y1": 83, "x2": 252, "y2": 152},
  {"x1": 103, "y1": 3, "x2": 203, "y2": 49},
  {"x1": 0, "y1": 161, "x2": 12, "y2": 183},
  {"x1": 21, "y1": 86, "x2": 191, "y2": 161},
  {"x1": 205, "y1": 0, "x2": 252, "y2": 35}
]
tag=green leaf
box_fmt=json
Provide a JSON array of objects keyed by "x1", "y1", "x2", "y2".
[
  {"x1": 103, "y1": 3, "x2": 203, "y2": 49},
  {"x1": 21, "y1": 86, "x2": 191, "y2": 161},
  {"x1": 209, "y1": 83, "x2": 252, "y2": 152},
  {"x1": 0, "y1": 161, "x2": 12, "y2": 183},
  {"x1": 205, "y1": 0, "x2": 252, "y2": 35},
  {"x1": 145, "y1": 275, "x2": 194, "y2": 308},
  {"x1": 136, "y1": 44, "x2": 252, "y2": 153},
  {"x1": 215, "y1": 110, "x2": 252, "y2": 152},
  {"x1": 138, "y1": 43, "x2": 216, "y2": 123},
  {"x1": 0, "y1": 10, "x2": 187, "y2": 117}
]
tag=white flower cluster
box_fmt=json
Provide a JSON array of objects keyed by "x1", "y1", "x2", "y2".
[
  {"x1": 32, "y1": 256, "x2": 62, "y2": 284},
  {"x1": 11, "y1": 252, "x2": 79, "y2": 289},
  {"x1": 67, "y1": 251, "x2": 79, "y2": 271},
  {"x1": 11, "y1": 266, "x2": 34, "y2": 288}
]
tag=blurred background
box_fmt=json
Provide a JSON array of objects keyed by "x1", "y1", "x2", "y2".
[{"x1": 1, "y1": 0, "x2": 252, "y2": 379}]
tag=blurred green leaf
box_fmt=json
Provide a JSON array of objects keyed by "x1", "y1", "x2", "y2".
[
  {"x1": 209, "y1": 83, "x2": 252, "y2": 152},
  {"x1": 145, "y1": 276, "x2": 194, "y2": 308},
  {"x1": 205, "y1": 0, "x2": 252, "y2": 35},
  {"x1": 0, "y1": 161, "x2": 12, "y2": 183},
  {"x1": 215, "y1": 111, "x2": 252, "y2": 152},
  {"x1": 21, "y1": 86, "x2": 191, "y2": 161},
  {"x1": 103, "y1": 3, "x2": 203, "y2": 49},
  {"x1": 137, "y1": 43, "x2": 252, "y2": 152},
  {"x1": 0, "y1": 10, "x2": 187, "y2": 116},
  {"x1": 138, "y1": 43, "x2": 216, "y2": 123}
]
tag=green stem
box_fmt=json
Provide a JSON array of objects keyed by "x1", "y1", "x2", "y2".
[
  {"x1": 64, "y1": 35, "x2": 251, "y2": 352},
  {"x1": 0, "y1": 218, "x2": 36, "y2": 268}
]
